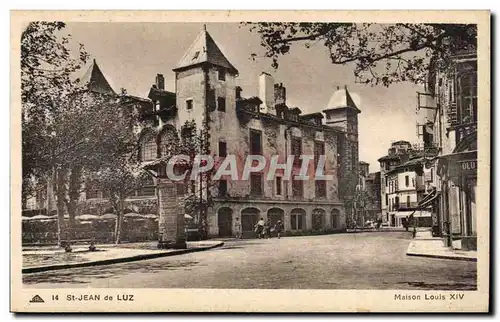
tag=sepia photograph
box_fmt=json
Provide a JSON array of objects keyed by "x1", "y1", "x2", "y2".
[{"x1": 11, "y1": 10, "x2": 490, "y2": 313}]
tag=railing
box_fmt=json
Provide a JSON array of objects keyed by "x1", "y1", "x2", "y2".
[
  {"x1": 393, "y1": 202, "x2": 420, "y2": 211},
  {"x1": 454, "y1": 121, "x2": 477, "y2": 143}
]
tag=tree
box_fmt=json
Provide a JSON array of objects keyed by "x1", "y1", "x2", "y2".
[
  {"x1": 244, "y1": 23, "x2": 477, "y2": 86},
  {"x1": 86, "y1": 158, "x2": 145, "y2": 244},
  {"x1": 22, "y1": 21, "x2": 89, "y2": 244},
  {"x1": 55, "y1": 92, "x2": 139, "y2": 243},
  {"x1": 21, "y1": 22, "x2": 139, "y2": 245}
]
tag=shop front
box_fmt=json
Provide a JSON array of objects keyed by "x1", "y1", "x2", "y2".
[
  {"x1": 437, "y1": 150, "x2": 477, "y2": 251},
  {"x1": 417, "y1": 188, "x2": 441, "y2": 235}
]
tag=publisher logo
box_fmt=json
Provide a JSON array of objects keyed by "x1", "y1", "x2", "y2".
[{"x1": 29, "y1": 295, "x2": 45, "y2": 303}]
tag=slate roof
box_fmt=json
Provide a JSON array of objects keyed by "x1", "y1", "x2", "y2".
[
  {"x1": 173, "y1": 28, "x2": 238, "y2": 75},
  {"x1": 78, "y1": 59, "x2": 116, "y2": 95},
  {"x1": 323, "y1": 86, "x2": 361, "y2": 113}
]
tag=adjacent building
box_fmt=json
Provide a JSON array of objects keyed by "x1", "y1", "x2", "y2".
[
  {"x1": 421, "y1": 50, "x2": 478, "y2": 250},
  {"x1": 377, "y1": 141, "x2": 437, "y2": 228},
  {"x1": 378, "y1": 141, "x2": 412, "y2": 224}
]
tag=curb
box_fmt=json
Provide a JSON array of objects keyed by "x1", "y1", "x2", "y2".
[
  {"x1": 406, "y1": 252, "x2": 477, "y2": 262},
  {"x1": 23, "y1": 242, "x2": 224, "y2": 274}
]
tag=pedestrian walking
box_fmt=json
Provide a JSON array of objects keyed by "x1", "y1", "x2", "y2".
[
  {"x1": 254, "y1": 217, "x2": 265, "y2": 239},
  {"x1": 234, "y1": 217, "x2": 242, "y2": 239},
  {"x1": 264, "y1": 218, "x2": 272, "y2": 239},
  {"x1": 274, "y1": 219, "x2": 284, "y2": 239}
]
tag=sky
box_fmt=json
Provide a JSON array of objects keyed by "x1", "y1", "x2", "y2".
[{"x1": 65, "y1": 22, "x2": 427, "y2": 173}]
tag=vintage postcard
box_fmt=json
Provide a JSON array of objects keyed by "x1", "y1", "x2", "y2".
[{"x1": 11, "y1": 10, "x2": 490, "y2": 313}]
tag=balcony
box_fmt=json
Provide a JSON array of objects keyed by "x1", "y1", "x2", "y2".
[
  {"x1": 394, "y1": 202, "x2": 420, "y2": 211},
  {"x1": 453, "y1": 121, "x2": 477, "y2": 144},
  {"x1": 416, "y1": 176, "x2": 426, "y2": 191}
]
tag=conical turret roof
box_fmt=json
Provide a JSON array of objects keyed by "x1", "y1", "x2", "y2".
[
  {"x1": 324, "y1": 86, "x2": 360, "y2": 113},
  {"x1": 173, "y1": 27, "x2": 238, "y2": 75},
  {"x1": 78, "y1": 59, "x2": 116, "y2": 95}
]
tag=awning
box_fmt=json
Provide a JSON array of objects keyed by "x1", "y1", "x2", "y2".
[
  {"x1": 394, "y1": 210, "x2": 432, "y2": 218},
  {"x1": 418, "y1": 190, "x2": 440, "y2": 209},
  {"x1": 418, "y1": 189, "x2": 436, "y2": 205}
]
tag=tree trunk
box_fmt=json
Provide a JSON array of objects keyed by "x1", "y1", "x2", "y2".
[
  {"x1": 114, "y1": 200, "x2": 124, "y2": 244},
  {"x1": 55, "y1": 168, "x2": 67, "y2": 246},
  {"x1": 67, "y1": 166, "x2": 82, "y2": 242}
]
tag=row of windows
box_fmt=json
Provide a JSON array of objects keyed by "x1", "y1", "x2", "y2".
[
  {"x1": 248, "y1": 129, "x2": 326, "y2": 161},
  {"x1": 387, "y1": 175, "x2": 416, "y2": 193},
  {"x1": 186, "y1": 92, "x2": 226, "y2": 112},
  {"x1": 142, "y1": 128, "x2": 327, "y2": 163},
  {"x1": 387, "y1": 195, "x2": 413, "y2": 211},
  {"x1": 217, "y1": 175, "x2": 327, "y2": 199}
]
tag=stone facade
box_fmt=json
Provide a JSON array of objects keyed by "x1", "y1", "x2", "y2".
[
  {"x1": 149, "y1": 28, "x2": 356, "y2": 237},
  {"x1": 24, "y1": 27, "x2": 361, "y2": 241}
]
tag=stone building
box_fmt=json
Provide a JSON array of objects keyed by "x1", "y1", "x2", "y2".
[
  {"x1": 24, "y1": 27, "x2": 362, "y2": 240},
  {"x1": 364, "y1": 170, "x2": 382, "y2": 222},
  {"x1": 137, "y1": 27, "x2": 361, "y2": 237},
  {"x1": 323, "y1": 87, "x2": 361, "y2": 227}
]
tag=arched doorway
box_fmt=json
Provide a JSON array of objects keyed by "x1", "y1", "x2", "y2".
[
  {"x1": 290, "y1": 208, "x2": 306, "y2": 231},
  {"x1": 241, "y1": 207, "x2": 260, "y2": 238},
  {"x1": 312, "y1": 208, "x2": 326, "y2": 230},
  {"x1": 331, "y1": 209, "x2": 341, "y2": 230},
  {"x1": 267, "y1": 208, "x2": 285, "y2": 227},
  {"x1": 218, "y1": 207, "x2": 233, "y2": 237}
]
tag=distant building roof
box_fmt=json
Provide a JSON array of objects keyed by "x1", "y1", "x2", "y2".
[
  {"x1": 173, "y1": 27, "x2": 238, "y2": 75},
  {"x1": 301, "y1": 112, "x2": 324, "y2": 119},
  {"x1": 391, "y1": 140, "x2": 412, "y2": 146},
  {"x1": 78, "y1": 59, "x2": 116, "y2": 95},
  {"x1": 359, "y1": 161, "x2": 369, "y2": 165},
  {"x1": 386, "y1": 157, "x2": 425, "y2": 174},
  {"x1": 377, "y1": 155, "x2": 401, "y2": 162},
  {"x1": 289, "y1": 107, "x2": 302, "y2": 114}
]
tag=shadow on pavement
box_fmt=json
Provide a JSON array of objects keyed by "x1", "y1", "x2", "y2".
[{"x1": 23, "y1": 260, "x2": 201, "y2": 285}]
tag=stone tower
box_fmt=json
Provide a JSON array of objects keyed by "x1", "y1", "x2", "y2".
[
  {"x1": 172, "y1": 25, "x2": 239, "y2": 235},
  {"x1": 172, "y1": 25, "x2": 239, "y2": 131},
  {"x1": 322, "y1": 86, "x2": 361, "y2": 225}
]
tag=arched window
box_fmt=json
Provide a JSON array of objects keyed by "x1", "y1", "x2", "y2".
[
  {"x1": 140, "y1": 132, "x2": 157, "y2": 161},
  {"x1": 159, "y1": 125, "x2": 179, "y2": 158},
  {"x1": 136, "y1": 176, "x2": 155, "y2": 197}
]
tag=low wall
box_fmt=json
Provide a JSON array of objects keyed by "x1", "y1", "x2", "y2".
[{"x1": 22, "y1": 218, "x2": 158, "y2": 245}]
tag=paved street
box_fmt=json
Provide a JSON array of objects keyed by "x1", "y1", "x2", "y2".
[{"x1": 23, "y1": 232, "x2": 476, "y2": 290}]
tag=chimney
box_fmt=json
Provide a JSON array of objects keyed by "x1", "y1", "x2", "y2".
[
  {"x1": 259, "y1": 72, "x2": 275, "y2": 114},
  {"x1": 155, "y1": 74, "x2": 165, "y2": 90},
  {"x1": 274, "y1": 83, "x2": 286, "y2": 106}
]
